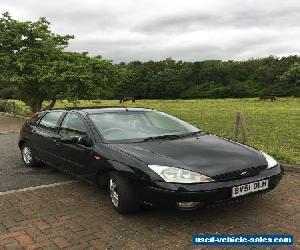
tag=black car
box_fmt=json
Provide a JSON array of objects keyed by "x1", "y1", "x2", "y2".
[{"x1": 19, "y1": 107, "x2": 283, "y2": 213}]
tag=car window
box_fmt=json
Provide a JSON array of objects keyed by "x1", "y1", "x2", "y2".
[
  {"x1": 39, "y1": 111, "x2": 63, "y2": 131},
  {"x1": 147, "y1": 112, "x2": 187, "y2": 132},
  {"x1": 89, "y1": 111, "x2": 199, "y2": 143},
  {"x1": 59, "y1": 113, "x2": 87, "y2": 137}
]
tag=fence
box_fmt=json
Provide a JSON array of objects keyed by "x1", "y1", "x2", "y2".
[{"x1": 232, "y1": 112, "x2": 248, "y2": 143}]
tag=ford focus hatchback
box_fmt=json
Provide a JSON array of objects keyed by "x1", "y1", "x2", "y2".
[{"x1": 19, "y1": 107, "x2": 283, "y2": 213}]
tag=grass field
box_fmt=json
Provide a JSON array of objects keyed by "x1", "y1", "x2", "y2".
[{"x1": 8, "y1": 98, "x2": 300, "y2": 164}]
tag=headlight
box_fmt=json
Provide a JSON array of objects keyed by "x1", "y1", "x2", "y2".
[
  {"x1": 261, "y1": 151, "x2": 278, "y2": 169},
  {"x1": 148, "y1": 165, "x2": 214, "y2": 183}
]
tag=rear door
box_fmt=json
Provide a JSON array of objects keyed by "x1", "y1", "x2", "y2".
[{"x1": 29, "y1": 111, "x2": 64, "y2": 165}]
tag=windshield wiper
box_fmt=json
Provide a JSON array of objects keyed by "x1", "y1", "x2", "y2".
[
  {"x1": 141, "y1": 134, "x2": 181, "y2": 142},
  {"x1": 138, "y1": 131, "x2": 203, "y2": 142},
  {"x1": 183, "y1": 130, "x2": 203, "y2": 136}
]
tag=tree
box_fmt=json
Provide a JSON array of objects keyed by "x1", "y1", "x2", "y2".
[
  {"x1": 0, "y1": 12, "x2": 73, "y2": 111},
  {"x1": 116, "y1": 56, "x2": 300, "y2": 99},
  {"x1": 277, "y1": 63, "x2": 300, "y2": 96},
  {"x1": 36, "y1": 52, "x2": 118, "y2": 109},
  {"x1": 0, "y1": 12, "x2": 118, "y2": 111}
]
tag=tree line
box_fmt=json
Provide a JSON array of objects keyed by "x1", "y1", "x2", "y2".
[
  {"x1": 116, "y1": 56, "x2": 300, "y2": 99},
  {"x1": 1, "y1": 13, "x2": 299, "y2": 112}
]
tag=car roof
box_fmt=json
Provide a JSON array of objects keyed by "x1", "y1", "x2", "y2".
[
  {"x1": 44, "y1": 107, "x2": 154, "y2": 114},
  {"x1": 81, "y1": 107, "x2": 153, "y2": 114}
]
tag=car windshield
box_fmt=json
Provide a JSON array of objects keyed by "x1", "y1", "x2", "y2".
[{"x1": 89, "y1": 110, "x2": 201, "y2": 143}]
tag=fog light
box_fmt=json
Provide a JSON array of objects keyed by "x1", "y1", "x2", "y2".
[{"x1": 176, "y1": 202, "x2": 202, "y2": 209}]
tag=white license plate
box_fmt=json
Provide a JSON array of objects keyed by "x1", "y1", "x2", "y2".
[{"x1": 232, "y1": 179, "x2": 269, "y2": 198}]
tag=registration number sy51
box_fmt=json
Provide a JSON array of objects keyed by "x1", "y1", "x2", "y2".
[{"x1": 232, "y1": 179, "x2": 269, "y2": 198}]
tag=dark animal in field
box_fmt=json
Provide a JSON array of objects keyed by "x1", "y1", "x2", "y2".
[
  {"x1": 120, "y1": 96, "x2": 136, "y2": 103},
  {"x1": 259, "y1": 96, "x2": 276, "y2": 101}
]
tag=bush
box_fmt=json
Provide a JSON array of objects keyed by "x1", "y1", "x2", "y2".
[
  {"x1": 0, "y1": 100, "x2": 17, "y2": 113},
  {"x1": 0, "y1": 100, "x2": 8, "y2": 112}
]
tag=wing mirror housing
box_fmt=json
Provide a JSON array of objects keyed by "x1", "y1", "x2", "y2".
[
  {"x1": 60, "y1": 135, "x2": 94, "y2": 147},
  {"x1": 78, "y1": 136, "x2": 94, "y2": 147},
  {"x1": 60, "y1": 136, "x2": 80, "y2": 143}
]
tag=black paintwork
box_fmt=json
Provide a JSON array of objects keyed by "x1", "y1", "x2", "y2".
[{"x1": 19, "y1": 107, "x2": 283, "y2": 208}]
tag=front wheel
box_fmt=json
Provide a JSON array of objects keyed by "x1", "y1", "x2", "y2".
[
  {"x1": 21, "y1": 144, "x2": 39, "y2": 167},
  {"x1": 109, "y1": 172, "x2": 140, "y2": 214}
]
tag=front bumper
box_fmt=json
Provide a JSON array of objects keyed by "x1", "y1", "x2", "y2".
[{"x1": 138, "y1": 165, "x2": 283, "y2": 209}]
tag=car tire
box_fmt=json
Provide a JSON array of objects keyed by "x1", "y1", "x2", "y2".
[
  {"x1": 21, "y1": 143, "x2": 39, "y2": 167},
  {"x1": 109, "y1": 172, "x2": 140, "y2": 214}
]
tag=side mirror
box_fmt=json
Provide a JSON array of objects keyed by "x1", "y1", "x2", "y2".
[
  {"x1": 60, "y1": 136, "x2": 80, "y2": 143},
  {"x1": 78, "y1": 136, "x2": 94, "y2": 147}
]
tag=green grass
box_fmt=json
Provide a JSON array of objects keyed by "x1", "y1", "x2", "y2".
[{"x1": 9, "y1": 98, "x2": 300, "y2": 164}]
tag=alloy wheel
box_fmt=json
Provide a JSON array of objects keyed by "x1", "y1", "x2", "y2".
[
  {"x1": 109, "y1": 178, "x2": 119, "y2": 207},
  {"x1": 22, "y1": 146, "x2": 32, "y2": 165}
]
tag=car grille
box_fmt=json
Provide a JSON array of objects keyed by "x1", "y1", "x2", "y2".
[{"x1": 212, "y1": 165, "x2": 267, "y2": 182}]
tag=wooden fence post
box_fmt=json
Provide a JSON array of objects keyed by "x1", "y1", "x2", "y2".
[
  {"x1": 233, "y1": 112, "x2": 240, "y2": 141},
  {"x1": 240, "y1": 112, "x2": 248, "y2": 144},
  {"x1": 232, "y1": 112, "x2": 248, "y2": 144}
]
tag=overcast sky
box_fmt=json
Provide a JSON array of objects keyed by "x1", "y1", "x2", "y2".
[{"x1": 1, "y1": 0, "x2": 300, "y2": 62}]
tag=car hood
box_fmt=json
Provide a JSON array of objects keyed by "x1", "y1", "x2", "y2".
[{"x1": 112, "y1": 133, "x2": 267, "y2": 177}]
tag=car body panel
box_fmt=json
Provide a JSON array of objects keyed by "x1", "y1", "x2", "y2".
[{"x1": 111, "y1": 133, "x2": 267, "y2": 177}]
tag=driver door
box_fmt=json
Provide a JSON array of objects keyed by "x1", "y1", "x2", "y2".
[{"x1": 55, "y1": 112, "x2": 94, "y2": 176}]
